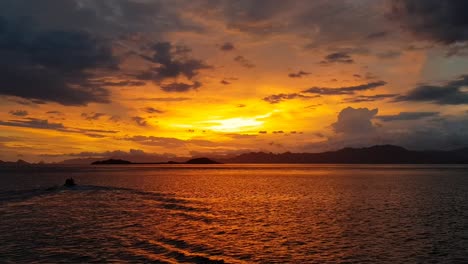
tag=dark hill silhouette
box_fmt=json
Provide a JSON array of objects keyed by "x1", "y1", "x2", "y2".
[
  {"x1": 16, "y1": 159, "x2": 29, "y2": 165},
  {"x1": 92, "y1": 159, "x2": 132, "y2": 165},
  {"x1": 91, "y1": 157, "x2": 220, "y2": 165},
  {"x1": 0, "y1": 159, "x2": 31, "y2": 166},
  {"x1": 221, "y1": 145, "x2": 468, "y2": 164},
  {"x1": 60, "y1": 157, "x2": 104, "y2": 165},
  {"x1": 185, "y1": 157, "x2": 220, "y2": 164}
]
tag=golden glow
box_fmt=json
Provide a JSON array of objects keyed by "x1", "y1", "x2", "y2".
[
  {"x1": 204, "y1": 117, "x2": 263, "y2": 132},
  {"x1": 0, "y1": 7, "x2": 453, "y2": 163}
]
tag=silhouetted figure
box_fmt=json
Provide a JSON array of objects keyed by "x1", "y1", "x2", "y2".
[{"x1": 64, "y1": 178, "x2": 76, "y2": 187}]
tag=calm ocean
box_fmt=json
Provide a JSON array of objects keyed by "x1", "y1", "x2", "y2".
[{"x1": 1, "y1": 164, "x2": 468, "y2": 263}]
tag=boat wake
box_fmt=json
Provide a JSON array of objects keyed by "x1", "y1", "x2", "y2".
[{"x1": 0, "y1": 185, "x2": 242, "y2": 263}]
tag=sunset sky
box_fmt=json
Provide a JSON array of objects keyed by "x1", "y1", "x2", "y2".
[{"x1": 1, "y1": 0, "x2": 468, "y2": 162}]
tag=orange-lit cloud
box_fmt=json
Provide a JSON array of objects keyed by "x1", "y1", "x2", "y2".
[{"x1": 0, "y1": 0, "x2": 468, "y2": 162}]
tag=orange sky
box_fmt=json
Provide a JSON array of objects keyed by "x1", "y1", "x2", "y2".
[{"x1": 0, "y1": 0, "x2": 468, "y2": 162}]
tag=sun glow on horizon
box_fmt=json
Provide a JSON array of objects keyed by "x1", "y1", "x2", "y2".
[
  {"x1": 1, "y1": 0, "x2": 467, "y2": 163},
  {"x1": 198, "y1": 111, "x2": 278, "y2": 132},
  {"x1": 206, "y1": 117, "x2": 263, "y2": 132}
]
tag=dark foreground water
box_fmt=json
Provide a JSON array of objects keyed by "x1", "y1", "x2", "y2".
[{"x1": 1, "y1": 164, "x2": 468, "y2": 263}]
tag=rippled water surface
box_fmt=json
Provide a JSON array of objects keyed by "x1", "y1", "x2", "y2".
[{"x1": 1, "y1": 164, "x2": 468, "y2": 263}]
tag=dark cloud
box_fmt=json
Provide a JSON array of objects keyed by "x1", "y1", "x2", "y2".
[
  {"x1": 81, "y1": 112, "x2": 106, "y2": 121},
  {"x1": 46, "y1": 110, "x2": 63, "y2": 115},
  {"x1": 0, "y1": 117, "x2": 117, "y2": 136},
  {"x1": 389, "y1": 0, "x2": 468, "y2": 44},
  {"x1": 0, "y1": 16, "x2": 118, "y2": 105},
  {"x1": 194, "y1": 0, "x2": 293, "y2": 35},
  {"x1": 405, "y1": 44, "x2": 434, "y2": 51},
  {"x1": 93, "y1": 80, "x2": 146, "y2": 87},
  {"x1": 138, "y1": 42, "x2": 210, "y2": 83},
  {"x1": 193, "y1": 1, "x2": 387, "y2": 47},
  {"x1": 305, "y1": 103, "x2": 322, "y2": 109},
  {"x1": 0, "y1": 0, "x2": 197, "y2": 36},
  {"x1": 7, "y1": 98, "x2": 47, "y2": 106},
  {"x1": 343, "y1": 94, "x2": 398, "y2": 103},
  {"x1": 288, "y1": 71, "x2": 311, "y2": 78},
  {"x1": 160, "y1": 81, "x2": 201, "y2": 92},
  {"x1": 130, "y1": 97, "x2": 191, "y2": 102},
  {"x1": 320, "y1": 52, "x2": 354, "y2": 64},
  {"x1": 272, "y1": 131, "x2": 284, "y2": 134},
  {"x1": 144, "y1": 107, "x2": 164, "y2": 114},
  {"x1": 9, "y1": 110, "x2": 28, "y2": 117},
  {"x1": 302, "y1": 81, "x2": 387, "y2": 95},
  {"x1": 396, "y1": 75, "x2": 468, "y2": 105},
  {"x1": 220, "y1": 42, "x2": 235, "y2": 51},
  {"x1": 0, "y1": 1, "x2": 212, "y2": 105},
  {"x1": 80, "y1": 128, "x2": 118, "y2": 134},
  {"x1": 174, "y1": 44, "x2": 192, "y2": 55},
  {"x1": 263, "y1": 93, "x2": 318, "y2": 104},
  {"x1": 332, "y1": 107, "x2": 378, "y2": 134},
  {"x1": 328, "y1": 46, "x2": 371, "y2": 56},
  {"x1": 264, "y1": 81, "x2": 387, "y2": 104},
  {"x1": 258, "y1": 131, "x2": 267, "y2": 134},
  {"x1": 0, "y1": 118, "x2": 65, "y2": 130},
  {"x1": 234, "y1": 56, "x2": 255, "y2": 68},
  {"x1": 221, "y1": 77, "x2": 238, "y2": 85},
  {"x1": 377, "y1": 112, "x2": 439, "y2": 122},
  {"x1": 366, "y1": 31, "x2": 389, "y2": 39},
  {"x1": 0, "y1": 0, "x2": 102, "y2": 32},
  {"x1": 376, "y1": 50, "x2": 401, "y2": 59},
  {"x1": 132, "y1": 116, "x2": 148, "y2": 127}
]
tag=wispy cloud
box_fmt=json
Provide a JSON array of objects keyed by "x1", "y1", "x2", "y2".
[
  {"x1": 303, "y1": 81, "x2": 387, "y2": 95},
  {"x1": 9, "y1": 110, "x2": 28, "y2": 117},
  {"x1": 343, "y1": 94, "x2": 398, "y2": 103},
  {"x1": 320, "y1": 52, "x2": 354, "y2": 64},
  {"x1": 234, "y1": 56, "x2": 255, "y2": 68},
  {"x1": 0, "y1": 118, "x2": 118, "y2": 137},
  {"x1": 376, "y1": 112, "x2": 439, "y2": 122},
  {"x1": 263, "y1": 93, "x2": 319, "y2": 104},
  {"x1": 288, "y1": 71, "x2": 311, "y2": 78}
]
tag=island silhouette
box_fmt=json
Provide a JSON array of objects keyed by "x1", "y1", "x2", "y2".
[
  {"x1": 2, "y1": 145, "x2": 468, "y2": 165},
  {"x1": 221, "y1": 145, "x2": 468, "y2": 164},
  {"x1": 91, "y1": 157, "x2": 221, "y2": 165},
  {"x1": 89, "y1": 145, "x2": 468, "y2": 165}
]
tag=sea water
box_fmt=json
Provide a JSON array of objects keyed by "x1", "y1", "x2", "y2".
[{"x1": 1, "y1": 164, "x2": 468, "y2": 263}]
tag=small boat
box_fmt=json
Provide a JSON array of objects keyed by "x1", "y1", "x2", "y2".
[{"x1": 64, "y1": 178, "x2": 76, "y2": 187}]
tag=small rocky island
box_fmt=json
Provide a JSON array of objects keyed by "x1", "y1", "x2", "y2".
[{"x1": 91, "y1": 157, "x2": 221, "y2": 165}]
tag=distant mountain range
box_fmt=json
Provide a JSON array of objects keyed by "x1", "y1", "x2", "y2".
[
  {"x1": 220, "y1": 145, "x2": 468, "y2": 164},
  {"x1": 89, "y1": 145, "x2": 468, "y2": 164},
  {"x1": 2, "y1": 145, "x2": 468, "y2": 165},
  {"x1": 0, "y1": 159, "x2": 31, "y2": 165},
  {"x1": 91, "y1": 157, "x2": 221, "y2": 165}
]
